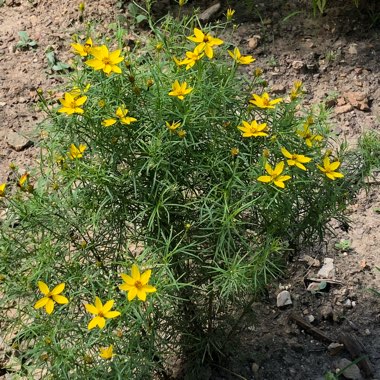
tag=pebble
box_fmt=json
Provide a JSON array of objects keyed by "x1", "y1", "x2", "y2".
[
  {"x1": 277, "y1": 290, "x2": 292, "y2": 307},
  {"x1": 336, "y1": 358, "x2": 362, "y2": 380},
  {"x1": 307, "y1": 314, "x2": 315, "y2": 323},
  {"x1": 348, "y1": 44, "x2": 358, "y2": 55},
  {"x1": 318, "y1": 258, "x2": 335, "y2": 279},
  {"x1": 198, "y1": 2, "x2": 221, "y2": 23},
  {"x1": 6, "y1": 131, "x2": 34, "y2": 152},
  {"x1": 320, "y1": 303, "x2": 333, "y2": 320},
  {"x1": 292, "y1": 60, "x2": 305, "y2": 71},
  {"x1": 335, "y1": 104, "x2": 354, "y2": 114},
  {"x1": 328, "y1": 342, "x2": 344, "y2": 355},
  {"x1": 343, "y1": 299, "x2": 352, "y2": 309}
]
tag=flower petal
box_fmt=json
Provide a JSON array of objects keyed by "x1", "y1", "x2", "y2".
[
  {"x1": 140, "y1": 269, "x2": 152, "y2": 285},
  {"x1": 131, "y1": 264, "x2": 140, "y2": 281},
  {"x1": 52, "y1": 295, "x2": 69, "y2": 304},
  {"x1": 143, "y1": 285, "x2": 157, "y2": 293},
  {"x1": 34, "y1": 297, "x2": 49, "y2": 309},
  {"x1": 104, "y1": 311, "x2": 121, "y2": 319},
  {"x1": 85, "y1": 303, "x2": 98, "y2": 315},
  {"x1": 137, "y1": 290, "x2": 147, "y2": 301},
  {"x1": 45, "y1": 299, "x2": 55, "y2": 315},
  {"x1": 127, "y1": 287, "x2": 138, "y2": 301},
  {"x1": 38, "y1": 281, "x2": 50, "y2": 295},
  {"x1": 102, "y1": 299, "x2": 114, "y2": 313},
  {"x1": 51, "y1": 283, "x2": 65, "y2": 295}
]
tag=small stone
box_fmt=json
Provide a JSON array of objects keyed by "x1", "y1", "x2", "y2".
[
  {"x1": 343, "y1": 299, "x2": 352, "y2": 309},
  {"x1": 337, "y1": 97, "x2": 346, "y2": 106},
  {"x1": 352, "y1": 301, "x2": 356, "y2": 307},
  {"x1": 364, "y1": 329, "x2": 370, "y2": 336},
  {"x1": 328, "y1": 342, "x2": 344, "y2": 355},
  {"x1": 344, "y1": 91, "x2": 370, "y2": 111},
  {"x1": 292, "y1": 60, "x2": 305, "y2": 71},
  {"x1": 247, "y1": 36, "x2": 260, "y2": 50},
  {"x1": 251, "y1": 363, "x2": 259, "y2": 376},
  {"x1": 6, "y1": 131, "x2": 34, "y2": 152},
  {"x1": 348, "y1": 44, "x2": 358, "y2": 55},
  {"x1": 318, "y1": 258, "x2": 335, "y2": 279},
  {"x1": 335, "y1": 104, "x2": 354, "y2": 114},
  {"x1": 320, "y1": 303, "x2": 333, "y2": 320},
  {"x1": 277, "y1": 290, "x2": 292, "y2": 308},
  {"x1": 271, "y1": 84, "x2": 286, "y2": 94},
  {"x1": 307, "y1": 315, "x2": 315, "y2": 323},
  {"x1": 307, "y1": 282, "x2": 321, "y2": 292},
  {"x1": 336, "y1": 358, "x2": 362, "y2": 380}
]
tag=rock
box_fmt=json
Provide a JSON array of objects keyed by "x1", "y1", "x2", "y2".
[
  {"x1": 307, "y1": 314, "x2": 315, "y2": 323},
  {"x1": 6, "y1": 131, "x2": 33, "y2": 152},
  {"x1": 251, "y1": 363, "x2": 259, "y2": 377},
  {"x1": 328, "y1": 342, "x2": 344, "y2": 355},
  {"x1": 307, "y1": 282, "x2": 321, "y2": 292},
  {"x1": 271, "y1": 84, "x2": 286, "y2": 94},
  {"x1": 198, "y1": 3, "x2": 221, "y2": 23},
  {"x1": 348, "y1": 44, "x2": 358, "y2": 55},
  {"x1": 343, "y1": 299, "x2": 352, "y2": 309},
  {"x1": 277, "y1": 290, "x2": 292, "y2": 307},
  {"x1": 337, "y1": 97, "x2": 346, "y2": 106},
  {"x1": 336, "y1": 358, "x2": 362, "y2": 380},
  {"x1": 247, "y1": 35, "x2": 260, "y2": 50},
  {"x1": 344, "y1": 91, "x2": 370, "y2": 111},
  {"x1": 320, "y1": 303, "x2": 333, "y2": 320},
  {"x1": 318, "y1": 258, "x2": 335, "y2": 279},
  {"x1": 335, "y1": 104, "x2": 354, "y2": 114},
  {"x1": 292, "y1": 60, "x2": 305, "y2": 71}
]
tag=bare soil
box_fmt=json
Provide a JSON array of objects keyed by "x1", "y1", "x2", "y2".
[{"x1": 0, "y1": 0, "x2": 379, "y2": 379}]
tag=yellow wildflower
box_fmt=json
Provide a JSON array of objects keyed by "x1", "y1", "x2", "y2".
[
  {"x1": 168, "y1": 80, "x2": 193, "y2": 100},
  {"x1": 257, "y1": 161, "x2": 291, "y2": 189},
  {"x1": 0, "y1": 183, "x2": 6, "y2": 197},
  {"x1": 226, "y1": 8, "x2": 235, "y2": 21},
  {"x1": 290, "y1": 80, "x2": 303, "y2": 100},
  {"x1": 155, "y1": 42, "x2": 163, "y2": 51},
  {"x1": 230, "y1": 147, "x2": 239, "y2": 156},
  {"x1": 58, "y1": 92, "x2": 87, "y2": 115},
  {"x1": 166, "y1": 121, "x2": 181, "y2": 132},
  {"x1": 297, "y1": 123, "x2": 323, "y2": 148},
  {"x1": 317, "y1": 157, "x2": 344, "y2": 180},
  {"x1": 119, "y1": 264, "x2": 157, "y2": 301},
  {"x1": 254, "y1": 67, "x2": 263, "y2": 77},
  {"x1": 85, "y1": 297, "x2": 121, "y2": 330},
  {"x1": 68, "y1": 143, "x2": 87, "y2": 160},
  {"x1": 187, "y1": 28, "x2": 223, "y2": 59},
  {"x1": 34, "y1": 281, "x2": 69, "y2": 315},
  {"x1": 102, "y1": 106, "x2": 137, "y2": 127},
  {"x1": 177, "y1": 45, "x2": 204, "y2": 70},
  {"x1": 281, "y1": 147, "x2": 311, "y2": 171},
  {"x1": 177, "y1": 130, "x2": 187, "y2": 138},
  {"x1": 99, "y1": 345, "x2": 114, "y2": 360},
  {"x1": 18, "y1": 173, "x2": 29, "y2": 187},
  {"x1": 71, "y1": 37, "x2": 93, "y2": 57},
  {"x1": 249, "y1": 92, "x2": 282, "y2": 109},
  {"x1": 178, "y1": 0, "x2": 187, "y2": 6},
  {"x1": 85, "y1": 45, "x2": 123, "y2": 74},
  {"x1": 69, "y1": 84, "x2": 91, "y2": 99},
  {"x1": 237, "y1": 120, "x2": 268, "y2": 138},
  {"x1": 228, "y1": 47, "x2": 255, "y2": 65}
]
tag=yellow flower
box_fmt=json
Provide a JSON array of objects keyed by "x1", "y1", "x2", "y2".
[
  {"x1": 317, "y1": 157, "x2": 344, "y2": 180},
  {"x1": 228, "y1": 47, "x2": 255, "y2": 65},
  {"x1": 119, "y1": 264, "x2": 157, "y2": 301},
  {"x1": 85, "y1": 297, "x2": 121, "y2": 330},
  {"x1": 166, "y1": 121, "x2": 181, "y2": 132},
  {"x1": 257, "y1": 161, "x2": 291, "y2": 189},
  {"x1": 230, "y1": 147, "x2": 239, "y2": 156},
  {"x1": 297, "y1": 123, "x2": 323, "y2": 148},
  {"x1": 58, "y1": 92, "x2": 87, "y2": 115},
  {"x1": 85, "y1": 45, "x2": 123, "y2": 74},
  {"x1": 34, "y1": 281, "x2": 69, "y2": 315},
  {"x1": 155, "y1": 42, "x2": 163, "y2": 51},
  {"x1": 168, "y1": 80, "x2": 193, "y2": 100},
  {"x1": 71, "y1": 37, "x2": 93, "y2": 57},
  {"x1": 99, "y1": 345, "x2": 114, "y2": 360},
  {"x1": 187, "y1": 28, "x2": 223, "y2": 59},
  {"x1": 237, "y1": 120, "x2": 268, "y2": 137},
  {"x1": 226, "y1": 8, "x2": 235, "y2": 21},
  {"x1": 68, "y1": 143, "x2": 87, "y2": 160},
  {"x1": 289, "y1": 80, "x2": 303, "y2": 100},
  {"x1": 102, "y1": 106, "x2": 137, "y2": 127},
  {"x1": 0, "y1": 183, "x2": 6, "y2": 197},
  {"x1": 18, "y1": 173, "x2": 29, "y2": 187},
  {"x1": 254, "y1": 67, "x2": 263, "y2": 77},
  {"x1": 177, "y1": 130, "x2": 187, "y2": 138},
  {"x1": 69, "y1": 84, "x2": 91, "y2": 99},
  {"x1": 249, "y1": 92, "x2": 283, "y2": 109},
  {"x1": 281, "y1": 147, "x2": 311, "y2": 171},
  {"x1": 178, "y1": 0, "x2": 187, "y2": 6},
  {"x1": 177, "y1": 45, "x2": 204, "y2": 70}
]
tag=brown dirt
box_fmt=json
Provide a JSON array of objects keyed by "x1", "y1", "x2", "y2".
[{"x1": 1, "y1": 0, "x2": 379, "y2": 379}]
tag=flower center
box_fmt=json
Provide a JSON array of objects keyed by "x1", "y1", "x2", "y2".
[
  {"x1": 204, "y1": 35, "x2": 210, "y2": 42},
  {"x1": 102, "y1": 57, "x2": 111, "y2": 66},
  {"x1": 262, "y1": 98, "x2": 270, "y2": 106},
  {"x1": 70, "y1": 101, "x2": 77, "y2": 109},
  {"x1": 134, "y1": 280, "x2": 143, "y2": 290},
  {"x1": 98, "y1": 311, "x2": 105, "y2": 317}
]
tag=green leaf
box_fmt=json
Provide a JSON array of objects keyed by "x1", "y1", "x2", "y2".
[{"x1": 135, "y1": 14, "x2": 147, "y2": 24}]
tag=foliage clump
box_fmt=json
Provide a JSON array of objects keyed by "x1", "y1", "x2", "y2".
[{"x1": 0, "y1": 9, "x2": 377, "y2": 379}]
